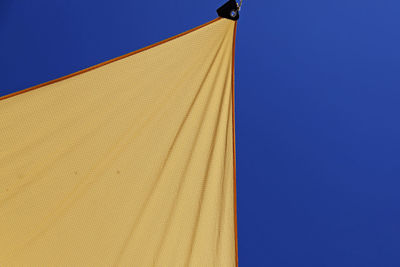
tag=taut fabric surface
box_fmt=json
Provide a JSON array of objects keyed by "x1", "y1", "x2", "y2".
[{"x1": 0, "y1": 18, "x2": 237, "y2": 266}]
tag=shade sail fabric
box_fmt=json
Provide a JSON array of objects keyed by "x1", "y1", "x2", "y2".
[{"x1": 0, "y1": 18, "x2": 237, "y2": 266}]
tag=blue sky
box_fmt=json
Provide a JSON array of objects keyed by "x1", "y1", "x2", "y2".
[{"x1": 1, "y1": 0, "x2": 400, "y2": 266}]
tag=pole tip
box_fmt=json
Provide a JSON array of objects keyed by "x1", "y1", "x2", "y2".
[{"x1": 217, "y1": 0, "x2": 239, "y2": 21}]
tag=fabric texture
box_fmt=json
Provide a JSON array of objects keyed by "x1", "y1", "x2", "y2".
[{"x1": 0, "y1": 18, "x2": 237, "y2": 266}]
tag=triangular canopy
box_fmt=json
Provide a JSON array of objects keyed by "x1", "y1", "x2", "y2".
[{"x1": 0, "y1": 18, "x2": 237, "y2": 266}]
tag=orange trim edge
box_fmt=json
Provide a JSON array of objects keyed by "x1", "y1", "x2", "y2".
[
  {"x1": 231, "y1": 21, "x2": 239, "y2": 267},
  {"x1": 0, "y1": 17, "x2": 221, "y2": 101}
]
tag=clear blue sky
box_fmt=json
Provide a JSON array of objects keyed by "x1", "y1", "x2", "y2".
[{"x1": 1, "y1": 0, "x2": 400, "y2": 266}]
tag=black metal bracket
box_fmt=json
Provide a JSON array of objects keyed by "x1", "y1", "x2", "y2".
[{"x1": 217, "y1": 0, "x2": 239, "y2": 21}]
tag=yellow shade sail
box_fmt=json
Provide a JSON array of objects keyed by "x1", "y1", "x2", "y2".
[{"x1": 0, "y1": 18, "x2": 237, "y2": 266}]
